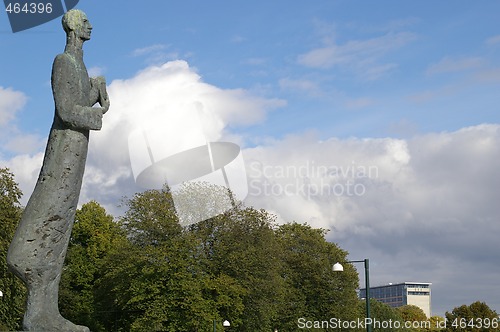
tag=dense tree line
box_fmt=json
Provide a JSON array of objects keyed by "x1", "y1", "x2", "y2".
[
  {"x1": 58, "y1": 187, "x2": 360, "y2": 331},
  {"x1": 0, "y1": 168, "x2": 498, "y2": 331},
  {"x1": 0, "y1": 168, "x2": 26, "y2": 331}
]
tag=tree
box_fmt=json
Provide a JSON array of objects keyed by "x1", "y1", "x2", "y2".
[
  {"x1": 105, "y1": 187, "x2": 287, "y2": 331},
  {"x1": 397, "y1": 304, "x2": 429, "y2": 329},
  {"x1": 189, "y1": 205, "x2": 284, "y2": 331},
  {"x1": 445, "y1": 301, "x2": 500, "y2": 332},
  {"x1": 0, "y1": 168, "x2": 26, "y2": 331},
  {"x1": 119, "y1": 187, "x2": 181, "y2": 247},
  {"x1": 275, "y1": 222, "x2": 361, "y2": 331},
  {"x1": 96, "y1": 188, "x2": 216, "y2": 331},
  {"x1": 398, "y1": 304, "x2": 428, "y2": 323},
  {"x1": 72, "y1": 184, "x2": 363, "y2": 331},
  {"x1": 427, "y1": 316, "x2": 446, "y2": 331},
  {"x1": 395, "y1": 304, "x2": 430, "y2": 331},
  {"x1": 361, "y1": 299, "x2": 404, "y2": 332},
  {"x1": 59, "y1": 201, "x2": 126, "y2": 332}
]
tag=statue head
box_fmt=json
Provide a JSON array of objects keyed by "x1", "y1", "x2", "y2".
[{"x1": 62, "y1": 9, "x2": 92, "y2": 41}]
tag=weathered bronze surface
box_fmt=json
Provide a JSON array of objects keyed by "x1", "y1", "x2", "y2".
[{"x1": 7, "y1": 9, "x2": 109, "y2": 331}]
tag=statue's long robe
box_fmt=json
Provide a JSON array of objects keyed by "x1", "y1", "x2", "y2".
[{"x1": 8, "y1": 49, "x2": 103, "y2": 293}]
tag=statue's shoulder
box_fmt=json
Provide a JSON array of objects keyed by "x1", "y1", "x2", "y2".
[
  {"x1": 54, "y1": 52, "x2": 70, "y2": 62},
  {"x1": 53, "y1": 53, "x2": 76, "y2": 68}
]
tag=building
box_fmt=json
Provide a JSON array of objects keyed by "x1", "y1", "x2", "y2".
[{"x1": 359, "y1": 282, "x2": 432, "y2": 317}]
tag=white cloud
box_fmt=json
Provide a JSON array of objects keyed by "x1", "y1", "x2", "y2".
[
  {"x1": 0, "y1": 87, "x2": 43, "y2": 201},
  {"x1": 231, "y1": 35, "x2": 246, "y2": 43},
  {"x1": 3, "y1": 133, "x2": 45, "y2": 155},
  {"x1": 1, "y1": 153, "x2": 44, "y2": 203},
  {"x1": 2, "y1": 61, "x2": 284, "y2": 213},
  {"x1": 243, "y1": 57, "x2": 267, "y2": 66},
  {"x1": 363, "y1": 63, "x2": 398, "y2": 81},
  {"x1": 0, "y1": 86, "x2": 27, "y2": 128},
  {"x1": 87, "y1": 66, "x2": 105, "y2": 77},
  {"x1": 242, "y1": 124, "x2": 500, "y2": 315},
  {"x1": 473, "y1": 67, "x2": 500, "y2": 83},
  {"x1": 485, "y1": 34, "x2": 500, "y2": 46},
  {"x1": 426, "y1": 56, "x2": 484, "y2": 75},
  {"x1": 130, "y1": 44, "x2": 182, "y2": 66},
  {"x1": 279, "y1": 78, "x2": 321, "y2": 96},
  {"x1": 244, "y1": 124, "x2": 500, "y2": 232},
  {"x1": 131, "y1": 44, "x2": 168, "y2": 57},
  {"x1": 81, "y1": 60, "x2": 284, "y2": 214},
  {"x1": 344, "y1": 97, "x2": 375, "y2": 110},
  {"x1": 297, "y1": 31, "x2": 416, "y2": 78},
  {"x1": 243, "y1": 133, "x2": 413, "y2": 230}
]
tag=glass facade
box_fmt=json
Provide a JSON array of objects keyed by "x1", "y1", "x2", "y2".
[{"x1": 359, "y1": 282, "x2": 431, "y2": 309}]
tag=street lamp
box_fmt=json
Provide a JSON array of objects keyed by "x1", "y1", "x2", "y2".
[
  {"x1": 333, "y1": 259, "x2": 372, "y2": 332},
  {"x1": 213, "y1": 319, "x2": 230, "y2": 331}
]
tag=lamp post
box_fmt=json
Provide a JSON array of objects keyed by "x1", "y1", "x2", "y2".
[
  {"x1": 333, "y1": 259, "x2": 372, "y2": 332},
  {"x1": 213, "y1": 319, "x2": 230, "y2": 331}
]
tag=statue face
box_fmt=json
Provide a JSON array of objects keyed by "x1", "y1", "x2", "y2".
[
  {"x1": 76, "y1": 14, "x2": 92, "y2": 41},
  {"x1": 64, "y1": 10, "x2": 92, "y2": 41}
]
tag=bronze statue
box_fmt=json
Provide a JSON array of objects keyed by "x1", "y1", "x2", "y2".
[{"x1": 7, "y1": 9, "x2": 109, "y2": 331}]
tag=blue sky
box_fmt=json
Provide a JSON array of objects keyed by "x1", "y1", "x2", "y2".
[
  {"x1": 1, "y1": 0, "x2": 500, "y2": 318},
  {"x1": 3, "y1": 1, "x2": 500, "y2": 142}
]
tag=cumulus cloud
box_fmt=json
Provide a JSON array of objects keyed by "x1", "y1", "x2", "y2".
[
  {"x1": 1, "y1": 61, "x2": 285, "y2": 211},
  {"x1": 0, "y1": 86, "x2": 27, "y2": 128},
  {"x1": 0, "y1": 86, "x2": 43, "y2": 201},
  {"x1": 3, "y1": 133, "x2": 45, "y2": 155},
  {"x1": 0, "y1": 86, "x2": 43, "y2": 158},
  {"x1": 242, "y1": 124, "x2": 500, "y2": 315},
  {"x1": 87, "y1": 66, "x2": 105, "y2": 77},
  {"x1": 0, "y1": 153, "x2": 44, "y2": 201},
  {"x1": 83, "y1": 60, "x2": 285, "y2": 214},
  {"x1": 243, "y1": 132, "x2": 413, "y2": 230}
]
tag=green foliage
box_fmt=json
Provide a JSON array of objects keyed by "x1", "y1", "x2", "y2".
[
  {"x1": 444, "y1": 301, "x2": 500, "y2": 332},
  {"x1": 88, "y1": 185, "x2": 361, "y2": 331},
  {"x1": 0, "y1": 168, "x2": 26, "y2": 331},
  {"x1": 173, "y1": 181, "x2": 235, "y2": 226},
  {"x1": 427, "y1": 316, "x2": 446, "y2": 331},
  {"x1": 190, "y1": 206, "x2": 284, "y2": 331},
  {"x1": 275, "y1": 222, "x2": 361, "y2": 331},
  {"x1": 4, "y1": 172, "x2": 500, "y2": 332},
  {"x1": 394, "y1": 304, "x2": 431, "y2": 331},
  {"x1": 356, "y1": 298, "x2": 406, "y2": 332},
  {"x1": 120, "y1": 187, "x2": 181, "y2": 246},
  {"x1": 96, "y1": 188, "x2": 216, "y2": 331},
  {"x1": 398, "y1": 304, "x2": 428, "y2": 323}
]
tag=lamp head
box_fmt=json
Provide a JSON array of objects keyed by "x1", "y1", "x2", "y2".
[{"x1": 333, "y1": 262, "x2": 344, "y2": 272}]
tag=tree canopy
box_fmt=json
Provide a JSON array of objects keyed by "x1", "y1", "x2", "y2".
[
  {"x1": 56, "y1": 187, "x2": 361, "y2": 331},
  {"x1": 1, "y1": 172, "x2": 498, "y2": 332},
  {"x1": 445, "y1": 301, "x2": 500, "y2": 332},
  {"x1": 0, "y1": 168, "x2": 26, "y2": 331}
]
